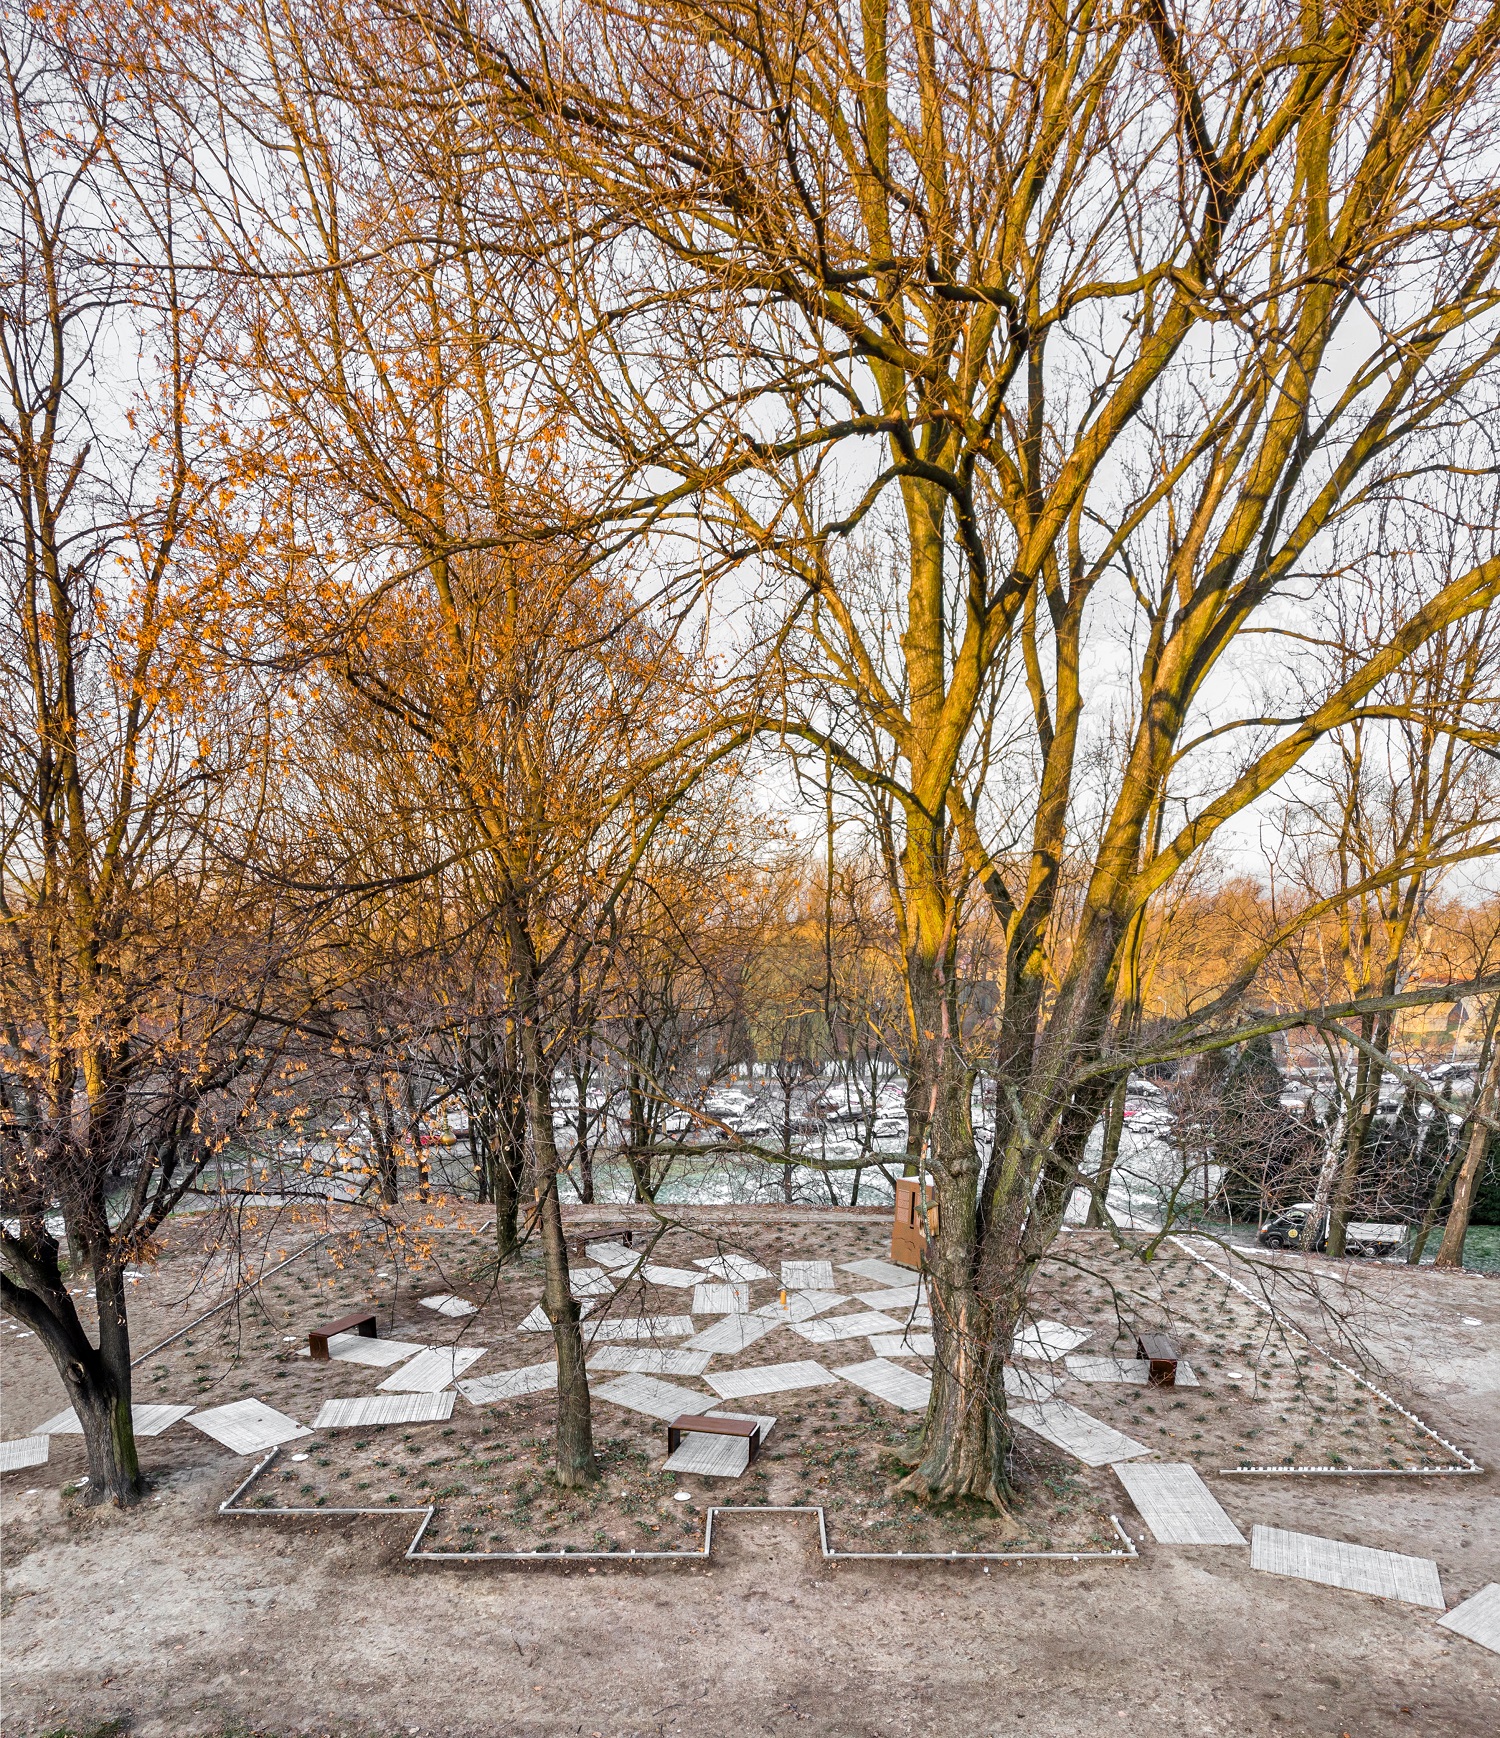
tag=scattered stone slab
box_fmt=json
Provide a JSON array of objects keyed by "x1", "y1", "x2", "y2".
[
  {"x1": 517, "y1": 1301, "x2": 596, "y2": 1332},
  {"x1": 419, "y1": 1294, "x2": 478, "y2": 1318},
  {"x1": 683, "y1": 1314, "x2": 778, "y2": 1355},
  {"x1": 833, "y1": 1357, "x2": 932, "y2": 1412},
  {"x1": 1114, "y1": 1462, "x2": 1246, "y2": 1545},
  {"x1": 189, "y1": 1399, "x2": 311, "y2": 1456},
  {"x1": 692, "y1": 1282, "x2": 751, "y2": 1315},
  {"x1": 1009, "y1": 1399, "x2": 1148, "y2": 1467},
  {"x1": 1437, "y1": 1583, "x2": 1500, "y2": 1655},
  {"x1": 1015, "y1": 1319, "x2": 1093, "y2": 1361},
  {"x1": 314, "y1": 1392, "x2": 456, "y2": 1428},
  {"x1": 641, "y1": 1265, "x2": 703, "y2": 1289},
  {"x1": 591, "y1": 1373, "x2": 710, "y2": 1421},
  {"x1": 856, "y1": 1286, "x2": 924, "y2": 1312},
  {"x1": 587, "y1": 1346, "x2": 713, "y2": 1377},
  {"x1": 569, "y1": 1267, "x2": 618, "y2": 1299},
  {"x1": 379, "y1": 1347, "x2": 487, "y2": 1392},
  {"x1": 781, "y1": 1259, "x2": 836, "y2": 1290},
  {"x1": 585, "y1": 1242, "x2": 642, "y2": 1271},
  {"x1": 34, "y1": 1403, "x2": 194, "y2": 1437},
  {"x1": 751, "y1": 1289, "x2": 843, "y2": 1323},
  {"x1": 584, "y1": 1315, "x2": 695, "y2": 1342},
  {"x1": 704, "y1": 1360, "x2": 838, "y2": 1400},
  {"x1": 457, "y1": 1364, "x2": 558, "y2": 1405},
  {"x1": 0, "y1": 1436, "x2": 49, "y2": 1472},
  {"x1": 694, "y1": 1255, "x2": 772, "y2": 1283},
  {"x1": 1250, "y1": 1525, "x2": 1444, "y2": 1609},
  {"x1": 1066, "y1": 1355, "x2": 1199, "y2": 1386},
  {"x1": 790, "y1": 1310, "x2": 904, "y2": 1344},
  {"x1": 1003, "y1": 1364, "x2": 1059, "y2": 1402},
  {"x1": 868, "y1": 1332, "x2": 935, "y2": 1358},
  {"x1": 840, "y1": 1258, "x2": 916, "y2": 1289}
]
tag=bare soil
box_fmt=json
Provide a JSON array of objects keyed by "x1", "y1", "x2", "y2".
[{"x1": 3, "y1": 1203, "x2": 1498, "y2": 1737}]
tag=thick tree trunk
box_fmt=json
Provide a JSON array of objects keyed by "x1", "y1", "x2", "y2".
[
  {"x1": 4, "y1": 1250, "x2": 141, "y2": 1506},
  {"x1": 897, "y1": 909, "x2": 1011, "y2": 1507}
]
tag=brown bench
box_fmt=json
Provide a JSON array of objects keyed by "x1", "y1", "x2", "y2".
[
  {"x1": 667, "y1": 1412, "x2": 764, "y2": 1463},
  {"x1": 1135, "y1": 1331, "x2": 1180, "y2": 1387},
  {"x1": 565, "y1": 1226, "x2": 636, "y2": 1260},
  {"x1": 308, "y1": 1311, "x2": 378, "y2": 1361}
]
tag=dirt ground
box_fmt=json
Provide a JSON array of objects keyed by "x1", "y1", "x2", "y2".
[{"x1": 3, "y1": 1204, "x2": 1498, "y2": 1736}]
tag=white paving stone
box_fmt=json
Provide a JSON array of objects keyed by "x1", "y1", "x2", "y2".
[
  {"x1": 570, "y1": 1266, "x2": 618, "y2": 1299},
  {"x1": 694, "y1": 1255, "x2": 772, "y2": 1283},
  {"x1": 781, "y1": 1259, "x2": 835, "y2": 1290},
  {"x1": 683, "y1": 1314, "x2": 777, "y2": 1355},
  {"x1": 34, "y1": 1403, "x2": 194, "y2": 1437},
  {"x1": 1065, "y1": 1354, "x2": 1198, "y2": 1386},
  {"x1": 868, "y1": 1332, "x2": 935, "y2": 1358},
  {"x1": 790, "y1": 1310, "x2": 904, "y2": 1344},
  {"x1": 1003, "y1": 1364, "x2": 1059, "y2": 1402},
  {"x1": 517, "y1": 1301, "x2": 596, "y2": 1331},
  {"x1": 856, "y1": 1286, "x2": 924, "y2": 1312},
  {"x1": 840, "y1": 1258, "x2": 916, "y2": 1288},
  {"x1": 1114, "y1": 1462, "x2": 1246, "y2": 1545},
  {"x1": 189, "y1": 1399, "x2": 311, "y2": 1456},
  {"x1": 1014, "y1": 1319, "x2": 1094, "y2": 1360},
  {"x1": 642, "y1": 1265, "x2": 703, "y2": 1289},
  {"x1": 692, "y1": 1282, "x2": 751, "y2": 1315},
  {"x1": 591, "y1": 1373, "x2": 710, "y2": 1421},
  {"x1": 0, "y1": 1436, "x2": 49, "y2": 1472},
  {"x1": 1009, "y1": 1399, "x2": 1147, "y2": 1466},
  {"x1": 833, "y1": 1357, "x2": 932, "y2": 1412},
  {"x1": 587, "y1": 1346, "x2": 713, "y2": 1377},
  {"x1": 1250, "y1": 1525, "x2": 1444, "y2": 1608},
  {"x1": 584, "y1": 1315, "x2": 695, "y2": 1342},
  {"x1": 704, "y1": 1360, "x2": 838, "y2": 1400},
  {"x1": 378, "y1": 1346, "x2": 486, "y2": 1392},
  {"x1": 751, "y1": 1289, "x2": 844, "y2": 1323},
  {"x1": 1437, "y1": 1583, "x2": 1500, "y2": 1654},
  {"x1": 586, "y1": 1241, "x2": 642, "y2": 1270},
  {"x1": 313, "y1": 1391, "x2": 456, "y2": 1428},
  {"x1": 419, "y1": 1294, "x2": 479, "y2": 1318},
  {"x1": 297, "y1": 1334, "x2": 428, "y2": 1368},
  {"x1": 458, "y1": 1363, "x2": 557, "y2": 1405}
]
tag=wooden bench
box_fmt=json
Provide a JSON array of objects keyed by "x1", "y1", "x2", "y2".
[
  {"x1": 308, "y1": 1311, "x2": 378, "y2": 1362},
  {"x1": 1135, "y1": 1331, "x2": 1180, "y2": 1387},
  {"x1": 667, "y1": 1412, "x2": 764, "y2": 1463},
  {"x1": 565, "y1": 1226, "x2": 636, "y2": 1260}
]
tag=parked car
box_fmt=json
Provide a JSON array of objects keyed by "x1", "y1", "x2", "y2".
[{"x1": 1257, "y1": 1203, "x2": 1404, "y2": 1256}]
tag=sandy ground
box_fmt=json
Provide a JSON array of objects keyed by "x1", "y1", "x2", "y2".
[{"x1": 3, "y1": 1213, "x2": 1498, "y2": 1737}]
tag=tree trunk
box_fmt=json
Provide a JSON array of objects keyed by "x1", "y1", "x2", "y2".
[
  {"x1": 896, "y1": 904, "x2": 1010, "y2": 1508},
  {"x1": 4, "y1": 1250, "x2": 141, "y2": 1506},
  {"x1": 1085, "y1": 1077, "x2": 1128, "y2": 1228},
  {"x1": 1434, "y1": 1043, "x2": 1500, "y2": 1269},
  {"x1": 512, "y1": 925, "x2": 596, "y2": 1485}
]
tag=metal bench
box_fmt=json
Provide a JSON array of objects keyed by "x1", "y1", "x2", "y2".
[
  {"x1": 1135, "y1": 1331, "x2": 1180, "y2": 1387},
  {"x1": 308, "y1": 1311, "x2": 378, "y2": 1361},
  {"x1": 666, "y1": 1412, "x2": 764, "y2": 1463}
]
